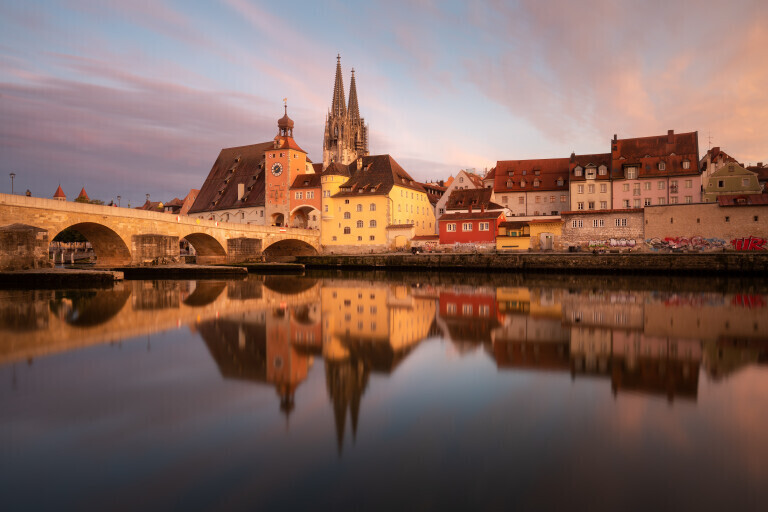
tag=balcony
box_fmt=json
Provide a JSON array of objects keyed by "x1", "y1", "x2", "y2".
[{"x1": 670, "y1": 186, "x2": 678, "y2": 194}]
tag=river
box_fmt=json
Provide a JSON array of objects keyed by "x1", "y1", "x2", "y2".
[{"x1": 1, "y1": 272, "x2": 767, "y2": 511}]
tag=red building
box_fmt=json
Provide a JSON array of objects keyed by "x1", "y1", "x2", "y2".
[{"x1": 438, "y1": 209, "x2": 505, "y2": 245}]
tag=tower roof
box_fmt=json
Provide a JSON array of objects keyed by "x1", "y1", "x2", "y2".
[
  {"x1": 278, "y1": 104, "x2": 294, "y2": 131},
  {"x1": 53, "y1": 185, "x2": 66, "y2": 199},
  {"x1": 348, "y1": 68, "x2": 360, "y2": 120},
  {"x1": 77, "y1": 187, "x2": 89, "y2": 201},
  {"x1": 331, "y1": 54, "x2": 346, "y2": 118}
]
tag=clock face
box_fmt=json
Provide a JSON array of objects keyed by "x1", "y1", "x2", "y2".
[{"x1": 271, "y1": 162, "x2": 283, "y2": 176}]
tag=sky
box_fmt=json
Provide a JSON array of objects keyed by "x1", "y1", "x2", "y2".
[{"x1": 1, "y1": 0, "x2": 767, "y2": 207}]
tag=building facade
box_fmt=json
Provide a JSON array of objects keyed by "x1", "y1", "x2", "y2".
[
  {"x1": 569, "y1": 153, "x2": 612, "y2": 212},
  {"x1": 703, "y1": 162, "x2": 762, "y2": 202},
  {"x1": 560, "y1": 209, "x2": 644, "y2": 250},
  {"x1": 488, "y1": 158, "x2": 570, "y2": 218}
]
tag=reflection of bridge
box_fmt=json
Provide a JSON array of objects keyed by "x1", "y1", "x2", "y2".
[
  {"x1": 0, "y1": 277, "x2": 321, "y2": 365},
  {"x1": 0, "y1": 193, "x2": 319, "y2": 267}
]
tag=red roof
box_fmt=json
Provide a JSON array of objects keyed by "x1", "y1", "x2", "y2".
[
  {"x1": 273, "y1": 135, "x2": 306, "y2": 153},
  {"x1": 53, "y1": 185, "x2": 66, "y2": 199},
  {"x1": 569, "y1": 153, "x2": 612, "y2": 181},
  {"x1": 76, "y1": 187, "x2": 89, "y2": 200},
  {"x1": 438, "y1": 211, "x2": 505, "y2": 221},
  {"x1": 716, "y1": 194, "x2": 768, "y2": 206},
  {"x1": 561, "y1": 208, "x2": 643, "y2": 215},
  {"x1": 492, "y1": 158, "x2": 569, "y2": 192},
  {"x1": 611, "y1": 130, "x2": 699, "y2": 179}
]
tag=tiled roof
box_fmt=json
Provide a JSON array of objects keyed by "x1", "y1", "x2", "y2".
[
  {"x1": 312, "y1": 162, "x2": 323, "y2": 173},
  {"x1": 322, "y1": 162, "x2": 351, "y2": 177},
  {"x1": 569, "y1": 153, "x2": 612, "y2": 181},
  {"x1": 445, "y1": 188, "x2": 504, "y2": 211},
  {"x1": 77, "y1": 187, "x2": 89, "y2": 200},
  {"x1": 333, "y1": 155, "x2": 427, "y2": 198},
  {"x1": 493, "y1": 158, "x2": 570, "y2": 192},
  {"x1": 499, "y1": 221, "x2": 529, "y2": 229},
  {"x1": 438, "y1": 211, "x2": 504, "y2": 221},
  {"x1": 701, "y1": 147, "x2": 737, "y2": 171},
  {"x1": 290, "y1": 173, "x2": 322, "y2": 189},
  {"x1": 716, "y1": 194, "x2": 768, "y2": 206},
  {"x1": 135, "y1": 200, "x2": 163, "y2": 211},
  {"x1": 53, "y1": 185, "x2": 66, "y2": 199},
  {"x1": 484, "y1": 167, "x2": 496, "y2": 181},
  {"x1": 165, "y1": 197, "x2": 184, "y2": 207},
  {"x1": 561, "y1": 208, "x2": 643, "y2": 215},
  {"x1": 611, "y1": 130, "x2": 699, "y2": 179},
  {"x1": 188, "y1": 142, "x2": 272, "y2": 214},
  {"x1": 273, "y1": 135, "x2": 306, "y2": 153},
  {"x1": 747, "y1": 164, "x2": 768, "y2": 182}
]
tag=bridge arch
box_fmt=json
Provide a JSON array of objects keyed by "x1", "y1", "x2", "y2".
[
  {"x1": 182, "y1": 232, "x2": 227, "y2": 265},
  {"x1": 53, "y1": 222, "x2": 131, "y2": 267},
  {"x1": 289, "y1": 205, "x2": 320, "y2": 230},
  {"x1": 262, "y1": 239, "x2": 319, "y2": 261}
]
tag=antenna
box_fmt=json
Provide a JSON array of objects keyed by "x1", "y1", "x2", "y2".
[{"x1": 707, "y1": 130, "x2": 713, "y2": 151}]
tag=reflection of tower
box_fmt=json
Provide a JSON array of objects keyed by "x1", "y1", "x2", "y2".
[{"x1": 325, "y1": 357, "x2": 369, "y2": 454}]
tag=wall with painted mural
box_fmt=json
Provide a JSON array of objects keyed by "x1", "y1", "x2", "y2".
[{"x1": 644, "y1": 203, "x2": 768, "y2": 252}]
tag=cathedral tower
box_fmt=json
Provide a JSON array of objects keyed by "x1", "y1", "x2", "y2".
[{"x1": 323, "y1": 55, "x2": 368, "y2": 167}]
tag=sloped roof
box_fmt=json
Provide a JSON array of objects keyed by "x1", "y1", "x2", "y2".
[
  {"x1": 493, "y1": 158, "x2": 570, "y2": 192},
  {"x1": 569, "y1": 153, "x2": 612, "y2": 181},
  {"x1": 716, "y1": 194, "x2": 768, "y2": 206},
  {"x1": 188, "y1": 142, "x2": 272, "y2": 214},
  {"x1": 445, "y1": 188, "x2": 504, "y2": 211},
  {"x1": 701, "y1": 146, "x2": 738, "y2": 171},
  {"x1": 611, "y1": 130, "x2": 699, "y2": 179},
  {"x1": 334, "y1": 155, "x2": 426, "y2": 198},
  {"x1": 135, "y1": 200, "x2": 163, "y2": 211},
  {"x1": 291, "y1": 173, "x2": 322, "y2": 189},
  {"x1": 77, "y1": 187, "x2": 89, "y2": 200},
  {"x1": 438, "y1": 210, "x2": 505, "y2": 221},
  {"x1": 322, "y1": 161, "x2": 350, "y2": 177},
  {"x1": 273, "y1": 135, "x2": 306, "y2": 153},
  {"x1": 53, "y1": 185, "x2": 66, "y2": 199}
]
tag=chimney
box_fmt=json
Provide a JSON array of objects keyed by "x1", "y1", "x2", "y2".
[
  {"x1": 237, "y1": 183, "x2": 245, "y2": 200},
  {"x1": 468, "y1": 204, "x2": 473, "y2": 214},
  {"x1": 481, "y1": 204, "x2": 485, "y2": 213},
  {"x1": 667, "y1": 129, "x2": 674, "y2": 144},
  {"x1": 357, "y1": 158, "x2": 362, "y2": 171},
  {"x1": 613, "y1": 134, "x2": 617, "y2": 142}
]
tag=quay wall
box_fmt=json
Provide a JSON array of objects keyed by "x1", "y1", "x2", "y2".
[{"x1": 298, "y1": 252, "x2": 768, "y2": 274}]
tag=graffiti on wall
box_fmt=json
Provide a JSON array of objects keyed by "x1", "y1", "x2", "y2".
[
  {"x1": 645, "y1": 236, "x2": 727, "y2": 252},
  {"x1": 731, "y1": 236, "x2": 767, "y2": 251},
  {"x1": 732, "y1": 294, "x2": 766, "y2": 308},
  {"x1": 588, "y1": 238, "x2": 637, "y2": 248}
]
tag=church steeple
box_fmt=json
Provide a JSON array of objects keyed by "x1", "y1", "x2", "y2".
[
  {"x1": 331, "y1": 54, "x2": 346, "y2": 118},
  {"x1": 348, "y1": 68, "x2": 360, "y2": 120}
]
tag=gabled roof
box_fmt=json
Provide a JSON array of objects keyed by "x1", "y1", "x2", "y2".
[
  {"x1": 418, "y1": 181, "x2": 446, "y2": 205},
  {"x1": 76, "y1": 187, "x2": 89, "y2": 201},
  {"x1": 569, "y1": 153, "x2": 611, "y2": 181},
  {"x1": 493, "y1": 158, "x2": 570, "y2": 192},
  {"x1": 135, "y1": 200, "x2": 163, "y2": 211},
  {"x1": 290, "y1": 173, "x2": 322, "y2": 189},
  {"x1": 188, "y1": 142, "x2": 272, "y2": 214},
  {"x1": 333, "y1": 155, "x2": 426, "y2": 197},
  {"x1": 611, "y1": 130, "x2": 699, "y2": 179},
  {"x1": 272, "y1": 135, "x2": 306, "y2": 154},
  {"x1": 53, "y1": 185, "x2": 66, "y2": 199},
  {"x1": 445, "y1": 188, "x2": 503, "y2": 211},
  {"x1": 322, "y1": 161, "x2": 351, "y2": 177},
  {"x1": 700, "y1": 146, "x2": 737, "y2": 171}
]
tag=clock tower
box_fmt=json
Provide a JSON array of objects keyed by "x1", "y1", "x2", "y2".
[{"x1": 265, "y1": 105, "x2": 307, "y2": 227}]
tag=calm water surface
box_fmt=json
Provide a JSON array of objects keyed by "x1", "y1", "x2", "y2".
[{"x1": 1, "y1": 273, "x2": 767, "y2": 511}]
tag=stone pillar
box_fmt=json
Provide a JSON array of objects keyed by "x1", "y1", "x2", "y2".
[
  {"x1": 131, "y1": 234, "x2": 180, "y2": 266},
  {"x1": 0, "y1": 224, "x2": 53, "y2": 270},
  {"x1": 227, "y1": 237, "x2": 263, "y2": 263}
]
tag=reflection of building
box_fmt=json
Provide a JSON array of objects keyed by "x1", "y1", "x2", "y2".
[
  {"x1": 438, "y1": 289, "x2": 500, "y2": 352},
  {"x1": 320, "y1": 281, "x2": 437, "y2": 451},
  {"x1": 200, "y1": 306, "x2": 314, "y2": 417}
]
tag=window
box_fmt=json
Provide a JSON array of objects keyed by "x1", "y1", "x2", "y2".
[
  {"x1": 356, "y1": 204, "x2": 362, "y2": 212},
  {"x1": 574, "y1": 166, "x2": 583, "y2": 176},
  {"x1": 520, "y1": 179, "x2": 526, "y2": 187},
  {"x1": 578, "y1": 185, "x2": 584, "y2": 194},
  {"x1": 550, "y1": 196, "x2": 555, "y2": 202},
  {"x1": 447, "y1": 223, "x2": 456, "y2": 232},
  {"x1": 671, "y1": 197, "x2": 678, "y2": 204},
  {"x1": 600, "y1": 184, "x2": 607, "y2": 193},
  {"x1": 357, "y1": 236, "x2": 362, "y2": 241},
  {"x1": 644, "y1": 198, "x2": 652, "y2": 206},
  {"x1": 459, "y1": 177, "x2": 464, "y2": 183},
  {"x1": 534, "y1": 179, "x2": 540, "y2": 187},
  {"x1": 557, "y1": 178, "x2": 564, "y2": 186},
  {"x1": 592, "y1": 219, "x2": 604, "y2": 227},
  {"x1": 598, "y1": 165, "x2": 607, "y2": 175},
  {"x1": 623, "y1": 184, "x2": 630, "y2": 192},
  {"x1": 626, "y1": 167, "x2": 638, "y2": 179},
  {"x1": 682, "y1": 160, "x2": 690, "y2": 169},
  {"x1": 577, "y1": 202, "x2": 584, "y2": 210},
  {"x1": 535, "y1": 196, "x2": 541, "y2": 203},
  {"x1": 343, "y1": 211, "x2": 350, "y2": 219},
  {"x1": 634, "y1": 199, "x2": 641, "y2": 207},
  {"x1": 344, "y1": 199, "x2": 349, "y2": 204},
  {"x1": 369, "y1": 220, "x2": 376, "y2": 228},
  {"x1": 658, "y1": 181, "x2": 665, "y2": 190},
  {"x1": 295, "y1": 191, "x2": 303, "y2": 199},
  {"x1": 370, "y1": 235, "x2": 375, "y2": 241},
  {"x1": 600, "y1": 201, "x2": 607, "y2": 209},
  {"x1": 586, "y1": 167, "x2": 596, "y2": 179},
  {"x1": 685, "y1": 196, "x2": 692, "y2": 203},
  {"x1": 588, "y1": 201, "x2": 595, "y2": 210},
  {"x1": 658, "y1": 162, "x2": 666, "y2": 171},
  {"x1": 307, "y1": 191, "x2": 314, "y2": 199},
  {"x1": 658, "y1": 197, "x2": 665, "y2": 205},
  {"x1": 574, "y1": 219, "x2": 583, "y2": 228},
  {"x1": 644, "y1": 182, "x2": 652, "y2": 191},
  {"x1": 743, "y1": 178, "x2": 750, "y2": 187},
  {"x1": 398, "y1": 204, "x2": 401, "y2": 212},
  {"x1": 462, "y1": 222, "x2": 473, "y2": 231},
  {"x1": 462, "y1": 304, "x2": 473, "y2": 315},
  {"x1": 324, "y1": 204, "x2": 328, "y2": 212},
  {"x1": 561, "y1": 195, "x2": 567, "y2": 202},
  {"x1": 685, "y1": 179, "x2": 692, "y2": 188},
  {"x1": 519, "y1": 197, "x2": 525, "y2": 204},
  {"x1": 479, "y1": 222, "x2": 490, "y2": 231},
  {"x1": 356, "y1": 220, "x2": 363, "y2": 228},
  {"x1": 502, "y1": 196, "x2": 509, "y2": 204},
  {"x1": 615, "y1": 218, "x2": 627, "y2": 227},
  {"x1": 588, "y1": 184, "x2": 595, "y2": 194},
  {"x1": 370, "y1": 203, "x2": 376, "y2": 211},
  {"x1": 623, "y1": 199, "x2": 630, "y2": 208}
]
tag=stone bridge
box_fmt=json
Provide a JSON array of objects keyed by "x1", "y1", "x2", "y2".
[{"x1": 0, "y1": 193, "x2": 319, "y2": 268}]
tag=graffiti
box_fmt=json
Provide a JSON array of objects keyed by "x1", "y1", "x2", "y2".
[
  {"x1": 645, "y1": 236, "x2": 727, "y2": 252},
  {"x1": 731, "y1": 236, "x2": 767, "y2": 251},
  {"x1": 731, "y1": 294, "x2": 766, "y2": 308},
  {"x1": 588, "y1": 239, "x2": 636, "y2": 248}
]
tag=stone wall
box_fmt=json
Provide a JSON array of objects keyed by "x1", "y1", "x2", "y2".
[
  {"x1": 0, "y1": 224, "x2": 52, "y2": 270},
  {"x1": 561, "y1": 210, "x2": 644, "y2": 250},
  {"x1": 131, "y1": 234, "x2": 180, "y2": 265},
  {"x1": 644, "y1": 203, "x2": 768, "y2": 252},
  {"x1": 227, "y1": 237, "x2": 263, "y2": 263}
]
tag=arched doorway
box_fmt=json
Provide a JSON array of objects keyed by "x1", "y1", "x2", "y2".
[
  {"x1": 272, "y1": 213, "x2": 285, "y2": 227},
  {"x1": 51, "y1": 223, "x2": 131, "y2": 267},
  {"x1": 289, "y1": 206, "x2": 320, "y2": 229}
]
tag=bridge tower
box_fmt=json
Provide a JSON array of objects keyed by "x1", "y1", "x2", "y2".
[{"x1": 265, "y1": 105, "x2": 308, "y2": 227}]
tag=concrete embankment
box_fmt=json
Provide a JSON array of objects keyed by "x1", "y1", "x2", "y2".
[
  {"x1": 298, "y1": 252, "x2": 768, "y2": 274},
  {"x1": 0, "y1": 268, "x2": 124, "y2": 288}
]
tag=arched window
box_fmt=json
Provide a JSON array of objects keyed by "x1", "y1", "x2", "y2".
[
  {"x1": 356, "y1": 220, "x2": 363, "y2": 228},
  {"x1": 370, "y1": 203, "x2": 376, "y2": 211},
  {"x1": 356, "y1": 204, "x2": 362, "y2": 212},
  {"x1": 369, "y1": 219, "x2": 377, "y2": 227},
  {"x1": 659, "y1": 162, "x2": 666, "y2": 171},
  {"x1": 574, "y1": 166, "x2": 582, "y2": 176},
  {"x1": 343, "y1": 227, "x2": 351, "y2": 234}
]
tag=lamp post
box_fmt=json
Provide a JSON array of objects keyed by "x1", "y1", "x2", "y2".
[
  {"x1": 117, "y1": 195, "x2": 121, "y2": 207},
  {"x1": 9, "y1": 173, "x2": 15, "y2": 194}
]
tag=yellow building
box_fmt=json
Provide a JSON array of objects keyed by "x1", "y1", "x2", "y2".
[
  {"x1": 321, "y1": 155, "x2": 436, "y2": 251},
  {"x1": 495, "y1": 218, "x2": 562, "y2": 251}
]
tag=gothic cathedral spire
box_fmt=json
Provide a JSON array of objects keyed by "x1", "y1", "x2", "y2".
[{"x1": 323, "y1": 55, "x2": 369, "y2": 167}]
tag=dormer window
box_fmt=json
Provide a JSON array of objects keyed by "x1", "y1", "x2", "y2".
[
  {"x1": 522, "y1": 170, "x2": 527, "y2": 176},
  {"x1": 520, "y1": 179, "x2": 526, "y2": 187},
  {"x1": 506, "y1": 180, "x2": 513, "y2": 187},
  {"x1": 625, "y1": 166, "x2": 638, "y2": 179},
  {"x1": 682, "y1": 160, "x2": 690, "y2": 169},
  {"x1": 534, "y1": 170, "x2": 541, "y2": 176},
  {"x1": 658, "y1": 162, "x2": 666, "y2": 171},
  {"x1": 507, "y1": 171, "x2": 514, "y2": 176},
  {"x1": 557, "y1": 178, "x2": 564, "y2": 186},
  {"x1": 598, "y1": 165, "x2": 607, "y2": 175},
  {"x1": 586, "y1": 167, "x2": 596, "y2": 179},
  {"x1": 533, "y1": 179, "x2": 540, "y2": 187},
  {"x1": 574, "y1": 166, "x2": 582, "y2": 177}
]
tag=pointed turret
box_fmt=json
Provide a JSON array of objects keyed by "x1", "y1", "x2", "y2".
[
  {"x1": 53, "y1": 185, "x2": 66, "y2": 201},
  {"x1": 348, "y1": 68, "x2": 360, "y2": 120},
  {"x1": 331, "y1": 54, "x2": 346, "y2": 118},
  {"x1": 76, "y1": 187, "x2": 89, "y2": 202}
]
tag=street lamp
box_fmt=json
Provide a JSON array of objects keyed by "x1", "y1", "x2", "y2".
[
  {"x1": 117, "y1": 195, "x2": 121, "y2": 207},
  {"x1": 9, "y1": 173, "x2": 15, "y2": 194}
]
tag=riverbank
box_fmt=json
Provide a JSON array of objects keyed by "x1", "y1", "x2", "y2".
[
  {"x1": 0, "y1": 268, "x2": 123, "y2": 288},
  {"x1": 109, "y1": 264, "x2": 247, "y2": 279},
  {"x1": 297, "y1": 252, "x2": 768, "y2": 274}
]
